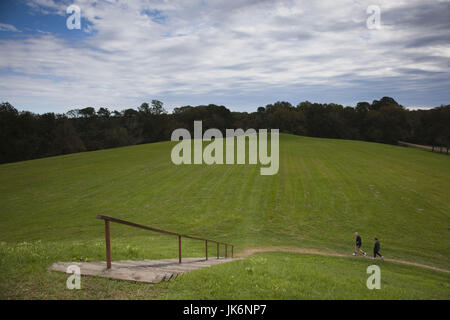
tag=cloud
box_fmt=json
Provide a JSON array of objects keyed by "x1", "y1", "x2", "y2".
[
  {"x1": 0, "y1": 0, "x2": 449, "y2": 113},
  {"x1": 25, "y1": 0, "x2": 68, "y2": 15},
  {"x1": 0, "y1": 23, "x2": 21, "y2": 32}
]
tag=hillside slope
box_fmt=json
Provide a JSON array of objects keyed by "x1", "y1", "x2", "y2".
[
  {"x1": 1, "y1": 134, "x2": 448, "y2": 269},
  {"x1": 1, "y1": 134, "x2": 450, "y2": 299}
]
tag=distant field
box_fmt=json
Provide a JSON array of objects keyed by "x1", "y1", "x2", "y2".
[{"x1": 0, "y1": 134, "x2": 449, "y2": 299}]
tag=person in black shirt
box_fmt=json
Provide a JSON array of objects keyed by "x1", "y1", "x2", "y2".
[
  {"x1": 353, "y1": 232, "x2": 367, "y2": 256},
  {"x1": 373, "y1": 237, "x2": 384, "y2": 260}
]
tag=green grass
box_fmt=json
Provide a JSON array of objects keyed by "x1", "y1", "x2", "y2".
[
  {"x1": 0, "y1": 134, "x2": 449, "y2": 299},
  {"x1": 1, "y1": 241, "x2": 448, "y2": 299},
  {"x1": 163, "y1": 252, "x2": 449, "y2": 300}
]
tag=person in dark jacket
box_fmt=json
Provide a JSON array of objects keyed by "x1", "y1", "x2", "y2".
[
  {"x1": 353, "y1": 232, "x2": 367, "y2": 256},
  {"x1": 373, "y1": 237, "x2": 384, "y2": 260}
]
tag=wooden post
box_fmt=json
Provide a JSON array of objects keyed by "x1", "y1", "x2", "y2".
[
  {"x1": 217, "y1": 242, "x2": 219, "y2": 259},
  {"x1": 231, "y1": 246, "x2": 234, "y2": 258},
  {"x1": 225, "y1": 244, "x2": 228, "y2": 258},
  {"x1": 205, "y1": 240, "x2": 208, "y2": 260},
  {"x1": 105, "y1": 220, "x2": 111, "y2": 269},
  {"x1": 178, "y1": 235, "x2": 182, "y2": 264}
]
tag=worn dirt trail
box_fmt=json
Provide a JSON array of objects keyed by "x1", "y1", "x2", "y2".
[{"x1": 236, "y1": 247, "x2": 450, "y2": 274}]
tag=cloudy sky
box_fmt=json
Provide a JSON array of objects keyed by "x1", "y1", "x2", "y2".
[{"x1": 0, "y1": 0, "x2": 449, "y2": 113}]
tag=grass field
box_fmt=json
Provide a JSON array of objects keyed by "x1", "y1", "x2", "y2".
[{"x1": 0, "y1": 134, "x2": 449, "y2": 299}]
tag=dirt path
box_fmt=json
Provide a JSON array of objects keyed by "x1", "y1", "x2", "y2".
[
  {"x1": 237, "y1": 246, "x2": 450, "y2": 274},
  {"x1": 398, "y1": 140, "x2": 449, "y2": 154}
]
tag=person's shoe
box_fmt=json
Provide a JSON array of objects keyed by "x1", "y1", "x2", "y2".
[
  {"x1": 381, "y1": 256, "x2": 384, "y2": 260},
  {"x1": 352, "y1": 252, "x2": 356, "y2": 256},
  {"x1": 363, "y1": 252, "x2": 367, "y2": 256}
]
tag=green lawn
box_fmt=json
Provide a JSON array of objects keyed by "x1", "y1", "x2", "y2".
[
  {"x1": 163, "y1": 252, "x2": 449, "y2": 300},
  {"x1": 0, "y1": 134, "x2": 449, "y2": 299}
]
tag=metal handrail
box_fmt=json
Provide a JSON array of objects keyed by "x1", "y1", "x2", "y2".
[{"x1": 96, "y1": 215, "x2": 234, "y2": 269}]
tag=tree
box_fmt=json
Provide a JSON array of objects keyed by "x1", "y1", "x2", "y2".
[
  {"x1": 138, "y1": 102, "x2": 151, "y2": 114},
  {"x1": 150, "y1": 100, "x2": 166, "y2": 115},
  {"x1": 97, "y1": 107, "x2": 111, "y2": 118},
  {"x1": 79, "y1": 107, "x2": 96, "y2": 118}
]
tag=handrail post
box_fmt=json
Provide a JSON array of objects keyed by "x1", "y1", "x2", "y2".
[
  {"x1": 217, "y1": 242, "x2": 219, "y2": 259},
  {"x1": 105, "y1": 220, "x2": 111, "y2": 269},
  {"x1": 178, "y1": 235, "x2": 182, "y2": 264},
  {"x1": 225, "y1": 244, "x2": 228, "y2": 258},
  {"x1": 205, "y1": 240, "x2": 208, "y2": 260}
]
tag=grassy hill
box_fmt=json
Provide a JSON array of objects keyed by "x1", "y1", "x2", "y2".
[{"x1": 0, "y1": 134, "x2": 449, "y2": 299}]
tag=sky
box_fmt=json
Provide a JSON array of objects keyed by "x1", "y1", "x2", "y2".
[{"x1": 0, "y1": 0, "x2": 449, "y2": 114}]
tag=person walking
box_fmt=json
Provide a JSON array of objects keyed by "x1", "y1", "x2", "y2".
[
  {"x1": 373, "y1": 237, "x2": 384, "y2": 260},
  {"x1": 353, "y1": 232, "x2": 367, "y2": 256}
]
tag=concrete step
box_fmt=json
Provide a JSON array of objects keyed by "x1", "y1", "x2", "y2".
[{"x1": 48, "y1": 257, "x2": 236, "y2": 284}]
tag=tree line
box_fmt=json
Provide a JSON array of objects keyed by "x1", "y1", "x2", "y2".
[{"x1": 1, "y1": 97, "x2": 449, "y2": 164}]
